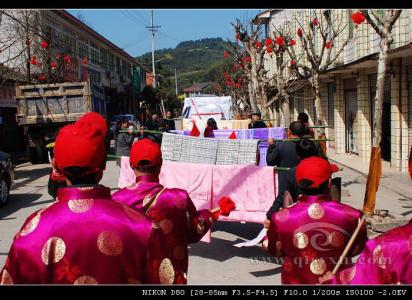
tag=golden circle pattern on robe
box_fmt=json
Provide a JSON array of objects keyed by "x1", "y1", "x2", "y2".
[
  {"x1": 196, "y1": 222, "x2": 205, "y2": 235},
  {"x1": 293, "y1": 232, "x2": 309, "y2": 249},
  {"x1": 159, "y1": 258, "x2": 175, "y2": 284},
  {"x1": 339, "y1": 266, "x2": 356, "y2": 284},
  {"x1": 68, "y1": 199, "x2": 94, "y2": 213},
  {"x1": 20, "y1": 213, "x2": 41, "y2": 236},
  {"x1": 73, "y1": 276, "x2": 98, "y2": 285},
  {"x1": 308, "y1": 203, "x2": 325, "y2": 220},
  {"x1": 159, "y1": 219, "x2": 174, "y2": 235},
  {"x1": 0, "y1": 269, "x2": 13, "y2": 285},
  {"x1": 123, "y1": 204, "x2": 144, "y2": 222},
  {"x1": 127, "y1": 277, "x2": 142, "y2": 284},
  {"x1": 173, "y1": 245, "x2": 185, "y2": 260},
  {"x1": 310, "y1": 258, "x2": 327, "y2": 275},
  {"x1": 97, "y1": 231, "x2": 123, "y2": 256},
  {"x1": 275, "y1": 208, "x2": 289, "y2": 223},
  {"x1": 372, "y1": 244, "x2": 386, "y2": 269},
  {"x1": 41, "y1": 237, "x2": 66, "y2": 265},
  {"x1": 328, "y1": 231, "x2": 345, "y2": 248}
]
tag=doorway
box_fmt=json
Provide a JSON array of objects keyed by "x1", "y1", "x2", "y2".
[{"x1": 344, "y1": 78, "x2": 358, "y2": 154}]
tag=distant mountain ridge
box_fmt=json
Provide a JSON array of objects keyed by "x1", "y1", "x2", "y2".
[{"x1": 136, "y1": 37, "x2": 230, "y2": 91}]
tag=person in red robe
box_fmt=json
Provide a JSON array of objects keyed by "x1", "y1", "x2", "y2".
[
  {"x1": 112, "y1": 138, "x2": 235, "y2": 284},
  {"x1": 264, "y1": 157, "x2": 367, "y2": 284},
  {"x1": 0, "y1": 113, "x2": 168, "y2": 284}
]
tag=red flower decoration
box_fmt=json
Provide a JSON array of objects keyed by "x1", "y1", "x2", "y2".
[
  {"x1": 265, "y1": 38, "x2": 273, "y2": 46},
  {"x1": 50, "y1": 61, "x2": 58, "y2": 69},
  {"x1": 38, "y1": 73, "x2": 46, "y2": 82},
  {"x1": 232, "y1": 65, "x2": 237, "y2": 72},
  {"x1": 235, "y1": 83, "x2": 241, "y2": 88},
  {"x1": 224, "y1": 71, "x2": 229, "y2": 79},
  {"x1": 40, "y1": 41, "x2": 49, "y2": 49},
  {"x1": 290, "y1": 60, "x2": 297, "y2": 66},
  {"x1": 218, "y1": 196, "x2": 236, "y2": 216},
  {"x1": 325, "y1": 42, "x2": 333, "y2": 49},
  {"x1": 29, "y1": 56, "x2": 37, "y2": 65},
  {"x1": 289, "y1": 39, "x2": 296, "y2": 46},
  {"x1": 223, "y1": 50, "x2": 230, "y2": 58},
  {"x1": 351, "y1": 11, "x2": 366, "y2": 25},
  {"x1": 266, "y1": 47, "x2": 273, "y2": 54},
  {"x1": 255, "y1": 41, "x2": 262, "y2": 49},
  {"x1": 276, "y1": 36, "x2": 284, "y2": 46},
  {"x1": 312, "y1": 18, "x2": 319, "y2": 26},
  {"x1": 63, "y1": 54, "x2": 72, "y2": 64},
  {"x1": 82, "y1": 57, "x2": 89, "y2": 65},
  {"x1": 297, "y1": 28, "x2": 303, "y2": 37},
  {"x1": 244, "y1": 56, "x2": 251, "y2": 63},
  {"x1": 238, "y1": 63, "x2": 243, "y2": 69}
]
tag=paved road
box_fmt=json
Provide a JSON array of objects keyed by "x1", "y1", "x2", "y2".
[{"x1": 0, "y1": 160, "x2": 410, "y2": 284}]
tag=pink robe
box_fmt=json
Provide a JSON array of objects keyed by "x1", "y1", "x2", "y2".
[
  {"x1": 112, "y1": 175, "x2": 213, "y2": 284},
  {"x1": 265, "y1": 194, "x2": 367, "y2": 284},
  {"x1": 0, "y1": 185, "x2": 172, "y2": 284},
  {"x1": 333, "y1": 219, "x2": 412, "y2": 284}
]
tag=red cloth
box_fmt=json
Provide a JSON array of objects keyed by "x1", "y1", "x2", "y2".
[
  {"x1": 296, "y1": 157, "x2": 339, "y2": 189},
  {"x1": 54, "y1": 122, "x2": 105, "y2": 172},
  {"x1": 129, "y1": 138, "x2": 162, "y2": 168},
  {"x1": 77, "y1": 112, "x2": 108, "y2": 135},
  {"x1": 409, "y1": 146, "x2": 412, "y2": 180},
  {"x1": 189, "y1": 123, "x2": 200, "y2": 137},
  {"x1": 228, "y1": 131, "x2": 237, "y2": 139}
]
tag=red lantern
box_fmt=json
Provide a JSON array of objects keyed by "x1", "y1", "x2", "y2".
[
  {"x1": 289, "y1": 39, "x2": 296, "y2": 46},
  {"x1": 297, "y1": 28, "x2": 303, "y2": 37},
  {"x1": 266, "y1": 47, "x2": 273, "y2": 54},
  {"x1": 351, "y1": 11, "x2": 366, "y2": 25},
  {"x1": 232, "y1": 65, "x2": 237, "y2": 72},
  {"x1": 255, "y1": 41, "x2": 262, "y2": 49},
  {"x1": 38, "y1": 73, "x2": 46, "y2": 82},
  {"x1": 56, "y1": 53, "x2": 62, "y2": 59},
  {"x1": 40, "y1": 41, "x2": 49, "y2": 49},
  {"x1": 223, "y1": 51, "x2": 230, "y2": 58},
  {"x1": 325, "y1": 42, "x2": 333, "y2": 49},
  {"x1": 30, "y1": 56, "x2": 37, "y2": 65},
  {"x1": 290, "y1": 60, "x2": 297, "y2": 66},
  {"x1": 238, "y1": 63, "x2": 243, "y2": 69},
  {"x1": 235, "y1": 83, "x2": 241, "y2": 88},
  {"x1": 82, "y1": 57, "x2": 89, "y2": 65},
  {"x1": 265, "y1": 38, "x2": 273, "y2": 46},
  {"x1": 244, "y1": 56, "x2": 251, "y2": 63},
  {"x1": 224, "y1": 71, "x2": 229, "y2": 79},
  {"x1": 63, "y1": 54, "x2": 72, "y2": 64},
  {"x1": 235, "y1": 33, "x2": 240, "y2": 41},
  {"x1": 312, "y1": 18, "x2": 319, "y2": 26},
  {"x1": 50, "y1": 61, "x2": 58, "y2": 69},
  {"x1": 276, "y1": 36, "x2": 284, "y2": 46}
]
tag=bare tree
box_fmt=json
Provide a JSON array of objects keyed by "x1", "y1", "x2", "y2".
[
  {"x1": 360, "y1": 9, "x2": 402, "y2": 216},
  {"x1": 286, "y1": 10, "x2": 356, "y2": 125}
]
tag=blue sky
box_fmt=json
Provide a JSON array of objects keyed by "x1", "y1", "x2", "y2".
[{"x1": 67, "y1": 9, "x2": 264, "y2": 57}]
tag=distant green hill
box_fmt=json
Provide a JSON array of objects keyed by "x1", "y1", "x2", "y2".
[{"x1": 136, "y1": 37, "x2": 230, "y2": 92}]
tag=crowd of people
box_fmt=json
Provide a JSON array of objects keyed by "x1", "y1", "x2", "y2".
[{"x1": 0, "y1": 110, "x2": 411, "y2": 285}]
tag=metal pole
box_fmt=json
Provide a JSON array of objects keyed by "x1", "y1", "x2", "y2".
[
  {"x1": 151, "y1": 10, "x2": 156, "y2": 89},
  {"x1": 175, "y1": 67, "x2": 178, "y2": 95}
]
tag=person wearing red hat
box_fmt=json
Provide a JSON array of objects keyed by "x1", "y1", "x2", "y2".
[
  {"x1": 263, "y1": 157, "x2": 367, "y2": 284},
  {"x1": 112, "y1": 138, "x2": 236, "y2": 284},
  {"x1": 0, "y1": 120, "x2": 165, "y2": 284}
]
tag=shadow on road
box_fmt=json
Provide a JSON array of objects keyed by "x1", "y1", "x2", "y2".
[
  {"x1": 12, "y1": 165, "x2": 51, "y2": 190},
  {"x1": 0, "y1": 193, "x2": 51, "y2": 220},
  {"x1": 211, "y1": 221, "x2": 264, "y2": 240}
]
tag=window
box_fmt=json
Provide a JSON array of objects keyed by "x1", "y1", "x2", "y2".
[
  {"x1": 78, "y1": 41, "x2": 89, "y2": 59},
  {"x1": 90, "y1": 46, "x2": 100, "y2": 65},
  {"x1": 62, "y1": 31, "x2": 75, "y2": 55},
  {"x1": 116, "y1": 57, "x2": 121, "y2": 75},
  {"x1": 127, "y1": 63, "x2": 132, "y2": 78},
  {"x1": 121, "y1": 60, "x2": 127, "y2": 76},
  {"x1": 108, "y1": 53, "x2": 115, "y2": 72},
  {"x1": 100, "y1": 48, "x2": 108, "y2": 70}
]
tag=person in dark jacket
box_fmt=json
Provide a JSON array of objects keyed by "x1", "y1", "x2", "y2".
[
  {"x1": 248, "y1": 112, "x2": 267, "y2": 129},
  {"x1": 165, "y1": 110, "x2": 176, "y2": 131},
  {"x1": 145, "y1": 113, "x2": 160, "y2": 131},
  {"x1": 116, "y1": 119, "x2": 135, "y2": 165},
  {"x1": 264, "y1": 138, "x2": 320, "y2": 229}
]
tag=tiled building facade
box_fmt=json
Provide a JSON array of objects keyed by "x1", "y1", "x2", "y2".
[{"x1": 255, "y1": 9, "x2": 412, "y2": 172}]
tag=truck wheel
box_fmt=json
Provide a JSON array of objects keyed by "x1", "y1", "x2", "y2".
[{"x1": 0, "y1": 178, "x2": 9, "y2": 206}]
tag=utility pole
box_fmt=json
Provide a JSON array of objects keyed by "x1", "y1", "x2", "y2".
[
  {"x1": 174, "y1": 67, "x2": 178, "y2": 95},
  {"x1": 147, "y1": 10, "x2": 161, "y2": 89}
]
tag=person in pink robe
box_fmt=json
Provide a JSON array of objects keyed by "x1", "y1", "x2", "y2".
[
  {"x1": 330, "y1": 219, "x2": 412, "y2": 284},
  {"x1": 112, "y1": 138, "x2": 233, "y2": 284},
  {"x1": 264, "y1": 157, "x2": 367, "y2": 284},
  {"x1": 0, "y1": 113, "x2": 170, "y2": 284}
]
